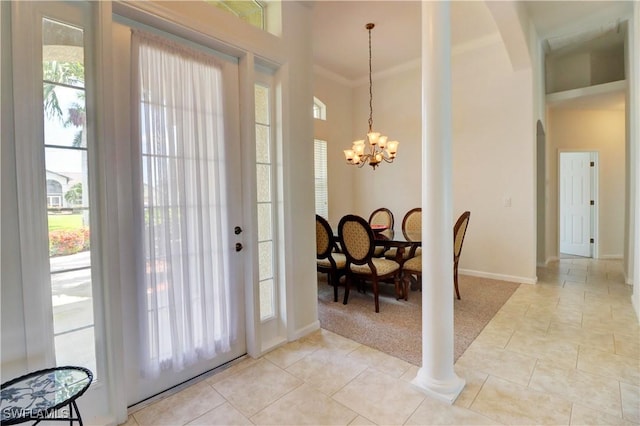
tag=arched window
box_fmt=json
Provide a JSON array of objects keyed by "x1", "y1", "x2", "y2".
[
  {"x1": 313, "y1": 97, "x2": 326, "y2": 121},
  {"x1": 47, "y1": 179, "x2": 63, "y2": 195},
  {"x1": 207, "y1": 1, "x2": 265, "y2": 30},
  {"x1": 46, "y1": 179, "x2": 64, "y2": 207}
]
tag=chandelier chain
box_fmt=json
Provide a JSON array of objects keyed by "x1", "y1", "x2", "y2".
[
  {"x1": 368, "y1": 25, "x2": 373, "y2": 133},
  {"x1": 342, "y1": 22, "x2": 398, "y2": 169}
]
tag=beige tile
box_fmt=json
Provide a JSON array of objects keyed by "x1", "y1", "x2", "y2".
[
  {"x1": 212, "y1": 359, "x2": 303, "y2": 417},
  {"x1": 620, "y1": 382, "x2": 640, "y2": 423},
  {"x1": 121, "y1": 415, "x2": 139, "y2": 426},
  {"x1": 525, "y1": 303, "x2": 583, "y2": 327},
  {"x1": 300, "y1": 329, "x2": 361, "y2": 355},
  {"x1": 564, "y1": 280, "x2": 609, "y2": 295},
  {"x1": 285, "y1": 347, "x2": 368, "y2": 395},
  {"x1": 186, "y1": 402, "x2": 253, "y2": 425},
  {"x1": 346, "y1": 345, "x2": 413, "y2": 378},
  {"x1": 505, "y1": 330, "x2": 579, "y2": 369},
  {"x1": 453, "y1": 366, "x2": 489, "y2": 409},
  {"x1": 348, "y1": 415, "x2": 376, "y2": 425},
  {"x1": 455, "y1": 345, "x2": 537, "y2": 386},
  {"x1": 470, "y1": 322, "x2": 513, "y2": 349},
  {"x1": 563, "y1": 273, "x2": 587, "y2": 284},
  {"x1": 263, "y1": 339, "x2": 319, "y2": 369},
  {"x1": 332, "y1": 368, "x2": 425, "y2": 425},
  {"x1": 570, "y1": 403, "x2": 635, "y2": 426},
  {"x1": 406, "y1": 396, "x2": 500, "y2": 425},
  {"x1": 205, "y1": 356, "x2": 260, "y2": 386},
  {"x1": 578, "y1": 346, "x2": 640, "y2": 386},
  {"x1": 250, "y1": 383, "x2": 357, "y2": 425},
  {"x1": 399, "y1": 364, "x2": 420, "y2": 382},
  {"x1": 615, "y1": 332, "x2": 640, "y2": 359},
  {"x1": 529, "y1": 360, "x2": 622, "y2": 417},
  {"x1": 608, "y1": 283, "x2": 633, "y2": 297},
  {"x1": 488, "y1": 310, "x2": 550, "y2": 334},
  {"x1": 471, "y1": 376, "x2": 572, "y2": 425},
  {"x1": 547, "y1": 322, "x2": 615, "y2": 352},
  {"x1": 133, "y1": 381, "x2": 226, "y2": 426}
]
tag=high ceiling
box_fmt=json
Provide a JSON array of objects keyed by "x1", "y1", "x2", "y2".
[{"x1": 311, "y1": 1, "x2": 633, "y2": 83}]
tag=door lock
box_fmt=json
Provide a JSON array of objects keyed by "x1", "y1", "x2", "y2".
[{"x1": 235, "y1": 243, "x2": 243, "y2": 252}]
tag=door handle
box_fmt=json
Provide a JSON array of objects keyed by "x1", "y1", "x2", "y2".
[
  {"x1": 234, "y1": 226, "x2": 242, "y2": 235},
  {"x1": 235, "y1": 243, "x2": 243, "y2": 252}
]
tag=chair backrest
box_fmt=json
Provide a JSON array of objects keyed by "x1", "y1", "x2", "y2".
[
  {"x1": 368, "y1": 208, "x2": 394, "y2": 230},
  {"x1": 315, "y1": 215, "x2": 335, "y2": 260},
  {"x1": 454, "y1": 211, "x2": 471, "y2": 260},
  {"x1": 402, "y1": 208, "x2": 421, "y2": 241},
  {"x1": 338, "y1": 214, "x2": 375, "y2": 265}
]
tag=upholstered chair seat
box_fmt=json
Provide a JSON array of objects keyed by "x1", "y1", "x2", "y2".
[
  {"x1": 350, "y1": 258, "x2": 399, "y2": 275},
  {"x1": 339, "y1": 214, "x2": 402, "y2": 313}
]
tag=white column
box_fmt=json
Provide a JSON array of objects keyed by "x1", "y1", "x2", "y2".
[{"x1": 411, "y1": 1, "x2": 465, "y2": 403}]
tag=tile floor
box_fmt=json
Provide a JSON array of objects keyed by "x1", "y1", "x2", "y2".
[{"x1": 124, "y1": 258, "x2": 639, "y2": 425}]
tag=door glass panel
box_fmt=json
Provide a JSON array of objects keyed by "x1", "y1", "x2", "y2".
[
  {"x1": 42, "y1": 17, "x2": 96, "y2": 375},
  {"x1": 255, "y1": 83, "x2": 276, "y2": 322}
]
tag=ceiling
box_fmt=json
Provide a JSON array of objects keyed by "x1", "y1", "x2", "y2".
[{"x1": 311, "y1": 1, "x2": 632, "y2": 109}]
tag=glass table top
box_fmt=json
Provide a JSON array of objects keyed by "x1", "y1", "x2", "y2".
[{"x1": 1, "y1": 366, "x2": 92, "y2": 424}]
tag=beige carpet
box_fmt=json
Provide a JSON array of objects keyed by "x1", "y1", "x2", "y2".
[{"x1": 317, "y1": 274, "x2": 520, "y2": 365}]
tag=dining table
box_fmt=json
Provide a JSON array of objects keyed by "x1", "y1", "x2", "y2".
[{"x1": 372, "y1": 228, "x2": 421, "y2": 300}]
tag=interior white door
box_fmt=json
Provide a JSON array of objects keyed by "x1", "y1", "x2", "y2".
[
  {"x1": 559, "y1": 152, "x2": 592, "y2": 257},
  {"x1": 114, "y1": 22, "x2": 246, "y2": 405}
]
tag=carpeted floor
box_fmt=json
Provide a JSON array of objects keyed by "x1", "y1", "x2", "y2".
[{"x1": 317, "y1": 274, "x2": 520, "y2": 365}]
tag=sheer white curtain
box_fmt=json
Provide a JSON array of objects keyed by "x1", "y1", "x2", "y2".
[{"x1": 131, "y1": 30, "x2": 233, "y2": 377}]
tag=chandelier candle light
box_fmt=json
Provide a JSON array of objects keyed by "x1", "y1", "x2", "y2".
[{"x1": 344, "y1": 23, "x2": 399, "y2": 169}]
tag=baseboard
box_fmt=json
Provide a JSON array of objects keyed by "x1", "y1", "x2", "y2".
[
  {"x1": 459, "y1": 269, "x2": 537, "y2": 285},
  {"x1": 598, "y1": 254, "x2": 623, "y2": 260},
  {"x1": 290, "y1": 320, "x2": 321, "y2": 341}
]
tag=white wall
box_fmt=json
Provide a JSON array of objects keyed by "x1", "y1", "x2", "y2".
[
  {"x1": 313, "y1": 71, "x2": 355, "y2": 226},
  {"x1": 452, "y1": 40, "x2": 537, "y2": 283},
  {"x1": 547, "y1": 109, "x2": 626, "y2": 259},
  {"x1": 317, "y1": 38, "x2": 537, "y2": 283},
  {"x1": 351, "y1": 65, "x2": 422, "y2": 226}
]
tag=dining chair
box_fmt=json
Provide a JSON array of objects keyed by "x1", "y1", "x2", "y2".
[
  {"x1": 338, "y1": 214, "x2": 401, "y2": 313},
  {"x1": 369, "y1": 207, "x2": 394, "y2": 257},
  {"x1": 316, "y1": 215, "x2": 347, "y2": 302},
  {"x1": 402, "y1": 210, "x2": 471, "y2": 300},
  {"x1": 385, "y1": 207, "x2": 421, "y2": 260},
  {"x1": 453, "y1": 211, "x2": 471, "y2": 300}
]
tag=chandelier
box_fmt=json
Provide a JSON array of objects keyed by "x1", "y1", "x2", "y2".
[{"x1": 343, "y1": 23, "x2": 399, "y2": 169}]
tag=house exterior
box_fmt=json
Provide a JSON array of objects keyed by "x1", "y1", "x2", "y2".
[{"x1": 1, "y1": 1, "x2": 638, "y2": 424}]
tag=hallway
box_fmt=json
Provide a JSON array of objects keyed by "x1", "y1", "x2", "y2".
[{"x1": 124, "y1": 258, "x2": 639, "y2": 425}]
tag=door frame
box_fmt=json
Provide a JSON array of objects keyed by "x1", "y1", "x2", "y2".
[{"x1": 558, "y1": 150, "x2": 599, "y2": 259}]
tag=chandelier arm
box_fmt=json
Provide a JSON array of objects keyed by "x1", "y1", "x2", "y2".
[{"x1": 343, "y1": 22, "x2": 397, "y2": 170}]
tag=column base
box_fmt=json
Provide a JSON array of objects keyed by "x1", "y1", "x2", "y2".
[{"x1": 411, "y1": 368, "x2": 465, "y2": 404}]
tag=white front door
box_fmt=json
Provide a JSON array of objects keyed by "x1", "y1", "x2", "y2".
[
  {"x1": 559, "y1": 152, "x2": 593, "y2": 257},
  {"x1": 113, "y1": 22, "x2": 246, "y2": 405}
]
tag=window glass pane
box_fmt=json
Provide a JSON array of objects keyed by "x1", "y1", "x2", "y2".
[
  {"x1": 254, "y1": 85, "x2": 269, "y2": 124},
  {"x1": 257, "y1": 203, "x2": 272, "y2": 241},
  {"x1": 44, "y1": 86, "x2": 86, "y2": 148},
  {"x1": 206, "y1": 0, "x2": 264, "y2": 30},
  {"x1": 43, "y1": 17, "x2": 95, "y2": 374},
  {"x1": 256, "y1": 164, "x2": 271, "y2": 203},
  {"x1": 255, "y1": 124, "x2": 270, "y2": 163},
  {"x1": 259, "y1": 279, "x2": 274, "y2": 320},
  {"x1": 314, "y1": 140, "x2": 328, "y2": 218},
  {"x1": 258, "y1": 241, "x2": 273, "y2": 280},
  {"x1": 55, "y1": 326, "x2": 96, "y2": 374}
]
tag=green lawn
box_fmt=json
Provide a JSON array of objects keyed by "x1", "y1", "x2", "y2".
[{"x1": 48, "y1": 214, "x2": 84, "y2": 231}]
